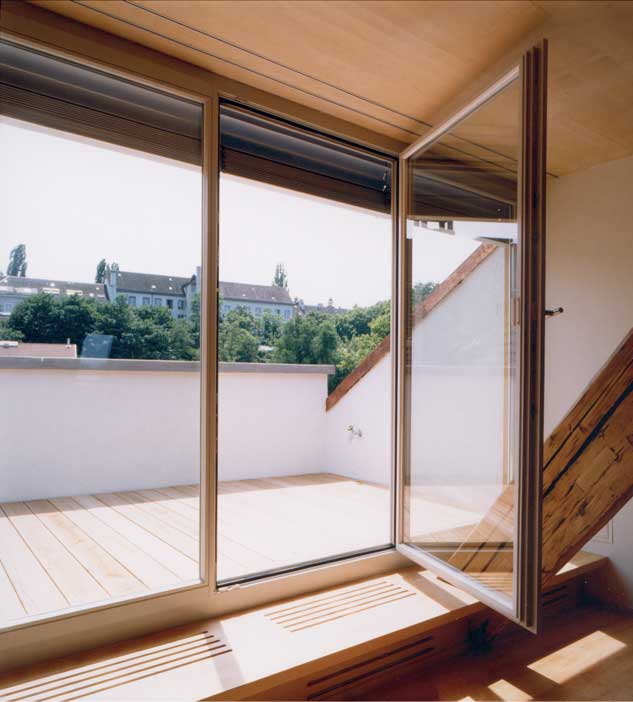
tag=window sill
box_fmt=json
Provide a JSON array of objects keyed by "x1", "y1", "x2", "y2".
[{"x1": 0, "y1": 552, "x2": 607, "y2": 701}]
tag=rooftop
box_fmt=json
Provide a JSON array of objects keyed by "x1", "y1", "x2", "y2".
[
  {"x1": 0, "y1": 341, "x2": 77, "y2": 358},
  {"x1": 0, "y1": 275, "x2": 106, "y2": 299},
  {"x1": 112, "y1": 271, "x2": 191, "y2": 296},
  {"x1": 219, "y1": 281, "x2": 293, "y2": 305}
]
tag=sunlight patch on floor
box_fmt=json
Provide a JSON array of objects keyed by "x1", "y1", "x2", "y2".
[{"x1": 528, "y1": 630, "x2": 626, "y2": 683}]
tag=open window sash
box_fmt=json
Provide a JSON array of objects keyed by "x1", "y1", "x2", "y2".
[{"x1": 395, "y1": 42, "x2": 547, "y2": 632}]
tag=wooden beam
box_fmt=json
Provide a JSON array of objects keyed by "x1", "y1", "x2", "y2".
[
  {"x1": 541, "y1": 327, "x2": 633, "y2": 580},
  {"x1": 448, "y1": 327, "x2": 633, "y2": 583}
]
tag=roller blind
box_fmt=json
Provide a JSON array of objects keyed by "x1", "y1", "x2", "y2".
[
  {"x1": 220, "y1": 104, "x2": 392, "y2": 214},
  {"x1": 0, "y1": 40, "x2": 202, "y2": 165}
]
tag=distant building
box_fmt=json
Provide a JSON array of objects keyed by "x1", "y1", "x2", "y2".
[
  {"x1": 105, "y1": 263, "x2": 190, "y2": 319},
  {"x1": 0, "y1": 275, "x2": 107, "y2": 318},
  {"x1": 0, "y1": 266, "x2": 296, "y2": 322},
  {"x1": 0, "y1": 340, "x2": 77, "y2": 357},
  {"x1": 296, "y1": 298, "x2": 348, "y2": 316},
  {"x1": 218, "y1": 281, "x2": 295, "y2": 320}
]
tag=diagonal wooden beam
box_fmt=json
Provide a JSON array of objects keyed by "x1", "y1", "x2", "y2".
[{"x1": 447, "y1": 327, "x2": 633, "y2": 583}]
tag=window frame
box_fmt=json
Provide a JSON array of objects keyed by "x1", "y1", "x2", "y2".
[
  {"x1": 0, "y1": 28, "x2": 406, "y2": 672},
  {"x1": 394, "y1": 44, "x2": 547, "y2": 632}
]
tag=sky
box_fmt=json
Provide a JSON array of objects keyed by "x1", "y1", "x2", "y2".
[{"x1": 1, "y1": 116, "x2": 516, "y2": 309}]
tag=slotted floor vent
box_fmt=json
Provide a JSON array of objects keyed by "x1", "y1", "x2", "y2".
[
  {"x1": 265, "y1": 579, "x2": 416, "y2": 632},
  {"x1": 306, "y1": 634, "x2": 437, "y2": 700},
  {"x1": 542, "y1": 582, "x2": 576, "y2": 616},
  {"x1": 1, "y1": 630, "x2": 231, "y2": 702}
]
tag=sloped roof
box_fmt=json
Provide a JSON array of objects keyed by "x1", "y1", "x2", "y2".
[
  {"x1": 0, "y1": 276, "x2": 106, "y2": 299},
  {"x1": 326, "y1": 243, "x2": 497, "y2": 411},
  {"x1": 0, "y1": 341, "x2": 77, "y2": 358},
  {"x1": 114, "y1": 271, "x2": 191, "y2": 296},
  {"x1": 219, "y1": 281, "x2": 293, "y2": 305}
]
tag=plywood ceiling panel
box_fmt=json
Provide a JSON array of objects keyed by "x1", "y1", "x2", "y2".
[{"x1": 25, "y1": 0, "x2": 633, "y2": 174}]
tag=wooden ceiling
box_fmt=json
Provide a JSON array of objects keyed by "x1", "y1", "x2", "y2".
[{"x1": 28, "y1": 1, "x2": 633, "y2": 175}]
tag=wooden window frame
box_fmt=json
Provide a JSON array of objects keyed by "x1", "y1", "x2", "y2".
[
  {"x1": 395, "y1": 44, "x2": 547, "y2": 632},
  {"x1": 0, "y1": 4, "x2": 546, "y2": 670},
  {"x1": 0, "y1": 25, "x2": 406, "y2": 673}
]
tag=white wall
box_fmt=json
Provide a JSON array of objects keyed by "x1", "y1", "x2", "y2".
[
  {"x1": 218, "y1": 371, "x2": 327, "y2": 481},
  {"x1": 324, "y1": 248, "x2": 507, "y2": 489},
  {"x1": 0, "y1": 364, "x2": 330, "y2": 501},
  {"x1": 324, "y1": 353, "x2": 391, "y2": 485},
  {"x1": 545, "y1": 154, "x2": 633, "y2": 607}
]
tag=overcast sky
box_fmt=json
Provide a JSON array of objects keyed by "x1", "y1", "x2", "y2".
[{"x1": 1, "y1": 117, "x2": 515, "y2": 309}]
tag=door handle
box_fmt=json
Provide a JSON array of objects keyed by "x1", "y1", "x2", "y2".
[{"x1": 545, "y1": 307, "x2": 564, "y2": 318}]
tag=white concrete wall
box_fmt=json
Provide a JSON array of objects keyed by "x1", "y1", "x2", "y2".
[
  {"x1": 324, "y1": 353, "x2": 391, "y2": 485},
  {"x1": 0, "y1": 363, "x2": 330, "y2": 501},
  {"x1": 218, "y1": 371, "x2": 327, "y2": 481},
  {"x1": 324, "y1": 247, "x2": 507, "y2": 488},
  {"x1": 545, "y1": 154, "x2": 633, "y2": 607}
]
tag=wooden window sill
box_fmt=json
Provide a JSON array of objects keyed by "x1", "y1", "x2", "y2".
[{"x1": 0, "y1": 552, "x2": 606, "y2": 701}]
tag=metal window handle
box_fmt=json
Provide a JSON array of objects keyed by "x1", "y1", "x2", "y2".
[{"x1": 545, "y1": 307, "x2": 564, "y2": 317}]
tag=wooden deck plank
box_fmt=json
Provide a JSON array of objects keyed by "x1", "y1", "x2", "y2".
[
  {"x1": 94, "y1": 492, "x2": 199, "y2": 561},
  {"x1": 0, "y1": 560, "x2": 25, "y2": 621},
  {"x1": 132, "y1": 488, "x2": 199, "y2": 521},
  {"x1": 122, "y1": 491, "x2": 199, "y2": 538},
  {"x1": 0, "y1": 506, "x2": 67, "y2": 615},
  {"x1": 27, "y1": 500, "x2": 145, "y2": 598},
  {"x1": 71, "y1": 495, "x2": 198, "y2": 581},
  {"x1": 49, "y1": 497, "x2": 177, "y2": 590},
  {"x1": 0, "y1": 475, "x2": 400, "y2": 625},
  {"x1": 1, "y1": 502, "x2": 107, "y2": 607}
]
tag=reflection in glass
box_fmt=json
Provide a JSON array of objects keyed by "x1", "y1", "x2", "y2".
[
  {"x1": 0, "y1": 41, "x2": 203, "y2": 629},
  {"x1": 217, "y1": 104, "x2": 394, "y2": 583},
  {"x1": 404, "y1": 79, "x2": 520, "y2": 606}
]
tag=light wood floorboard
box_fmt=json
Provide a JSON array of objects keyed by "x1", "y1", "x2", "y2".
[
  {"x1": 0, "y1": 473, "x2": 492, "y2": 627},
  {"x1": 360, "y1": 604, "x2": 633, "y2": 701}
]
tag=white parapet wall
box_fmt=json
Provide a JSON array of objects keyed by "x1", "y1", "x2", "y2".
[
  {"x1": 0, "y1": 359, "x2": 332, "y2": 502},
  {"x1": 323, "y1": 246, "x2": 507, "y2": 489}
]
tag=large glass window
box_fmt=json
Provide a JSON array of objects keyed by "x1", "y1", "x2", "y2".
[
  {"x1": 217, "y1": 104, "x2": 394, "y2": 583},
  {"x1": 0, "y1": 41, "x2": 204, "y2": 628}
]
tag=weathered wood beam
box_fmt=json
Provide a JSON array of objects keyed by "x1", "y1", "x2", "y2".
[
  {"x1": 447, "y1": 327, "x2": 633, "y2": 583},
  {"x1": 541, "y1": 327, "x2": 633, "y2": 580}
]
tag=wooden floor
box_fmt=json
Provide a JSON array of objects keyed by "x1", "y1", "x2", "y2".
[
  {"x1": 360, "y1": 604, "x2": 633, "y2": 701},
  {"x1": 0, "y1": 473, "x2": 497, "y2": 627}
]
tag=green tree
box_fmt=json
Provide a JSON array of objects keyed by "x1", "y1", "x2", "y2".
[
  {"x1": 273, "y1": 313, "x2": 339, "y2": 365},
  {"x1": 7, "y1": 294, "x2": 97, "y2": 347},
  {"x1": 95, "y1": 259, "x2": 106, "y2": 283},
  {"x1": 334, "y1": 300, "x2": 388, "y2": 341},
  {"x1": 259, "y1": 310, "x2": 283, "y2": 347},
  {"x1": 7, "y1": 293, "x2": 63, "y2": 342},
  {"x1": 189, "y1": 292, "x2": 201, "y2": 349},
  {"x1": 93, "y1": 296, "x2": 137, "y2": 357},
  {"x1": 57, "y1": 295, "x2": 99, "y2": 347},
  {"x1": 168, "y1": 319, "x2": 198, "y2": 361},
  {"x1": 7, "y1": 244, "x2": 27, "y2": 277},
  {"x1": 223, "y1": 307, "x2": 260, "y2": 336},
  {"x1": 0, "y1": 320, "x2": 23, "y2": 341},
  {"x1": 412, "y1": 281, "x2": 438, "y2": 306},
  {"x1": 369, "y1": 310, "x2": 390, "y2": 339},
  {"x1": 218, "y1": 323, "x2": 258, "y2": 362},
  {"x1": 272, "y1": 262, "x2": 288, "y2": 290},
  {"x1": 332, "y1": 333, "x2": 378, "y2": 389}
]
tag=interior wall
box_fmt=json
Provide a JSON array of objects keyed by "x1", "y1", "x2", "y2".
[{"x1": 545, "y1": 154, "x2": 633, "y2": 608}]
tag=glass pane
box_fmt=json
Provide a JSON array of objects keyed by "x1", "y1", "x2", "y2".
[
  {"x1": 0, "y1": 47, "x2": 203, "y2": 628},
  {"x1": 403, "y1": 78, "x2": 520, "y2": 608},
  {"x1": 217, "y1": 105, "x2": 393, "y2": 583}
]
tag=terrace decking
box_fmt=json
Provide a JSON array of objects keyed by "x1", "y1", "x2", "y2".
[{"x1": 0, "y1": 473, "x2": 492, "y2": 627}]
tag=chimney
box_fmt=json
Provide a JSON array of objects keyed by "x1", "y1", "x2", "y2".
[
  {"x1": 105, "y1": 262, "x2": 119, "y2": 301},
  {"x1": 109, "y1": 262, "x2": 119, "y2": 287}
]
